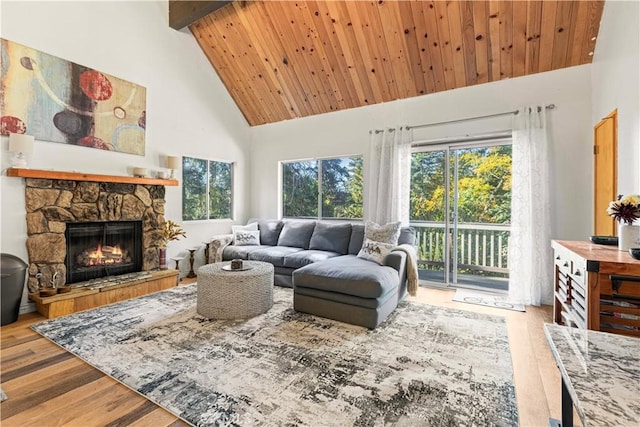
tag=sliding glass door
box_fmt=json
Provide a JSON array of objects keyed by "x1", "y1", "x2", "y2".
[{"x1": 410, "y1": 140, "x2": 512, "y2": 291}]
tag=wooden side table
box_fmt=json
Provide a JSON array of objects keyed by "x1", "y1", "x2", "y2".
[
  {"x1": 171, "y1": 257, "x2": 184, "y2": 281},
  {"x1": 187, "y1": 248, "x2": 198, "y2": 278}
]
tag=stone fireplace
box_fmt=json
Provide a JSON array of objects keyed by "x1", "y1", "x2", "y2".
[{"x1": 24, "y1": 178, "x2": 166, "y2": 291}]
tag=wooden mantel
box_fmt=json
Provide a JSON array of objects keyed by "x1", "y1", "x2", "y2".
[{"x1": 6, "y1": 168, "x2": 179, "y2": 186}]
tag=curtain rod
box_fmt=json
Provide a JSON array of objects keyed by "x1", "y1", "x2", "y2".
[{"x1": 406, "y1": 104, "x2": 555, "y2": 131}]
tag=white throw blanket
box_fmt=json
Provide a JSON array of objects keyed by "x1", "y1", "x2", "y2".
[
  {"x1": 209, "y1": 234, "x2": 233, "y2": 263},
  {"x1": 392, "y1": 244, "x2": 419, "y2": 297}
]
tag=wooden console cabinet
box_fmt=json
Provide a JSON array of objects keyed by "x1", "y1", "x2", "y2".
[
  {"x1": 29, "y1": 270, "x2": 179, "y2": 319},
  {"x1": 552, "y1": 240, "x2": 640, "y2": 337}
]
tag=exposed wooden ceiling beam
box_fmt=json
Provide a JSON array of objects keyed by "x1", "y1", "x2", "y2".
[{"x1": 169, "y1": 0, "x2": 232, "y2": 30}]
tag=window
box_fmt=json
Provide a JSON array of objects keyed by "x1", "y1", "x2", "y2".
[
  {"x1": 182, "y1": 157, "x2": 233, "y2": 221},
  {"x1": 410, "y1": 140, "x2": 512, "y2": 289},
  {"x1": 282, "y1": 156, "x2": 363, "y2": 219}
]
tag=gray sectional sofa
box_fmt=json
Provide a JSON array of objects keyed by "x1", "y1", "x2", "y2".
[{"x1": 211, "y1": 219, "x2": 416, "y2": 329}]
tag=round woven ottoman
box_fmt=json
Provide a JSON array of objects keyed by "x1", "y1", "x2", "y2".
[{"x1": 196, "y1": 260, "x2": 274, "y2": 319}]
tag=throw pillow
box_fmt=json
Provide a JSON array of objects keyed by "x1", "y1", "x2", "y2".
[
  {"x1": 233, "y1": 230, "x2": 261, "y2": 246},
  {"x1": 231, "y1": 222, "x2": 258, "y2": 245},
  {"x1": 364, "y1": 220, "x2": 401, "y2": 245},
  {"x1": 357, "y1": 238, "x2": 395, "y2": 265}
]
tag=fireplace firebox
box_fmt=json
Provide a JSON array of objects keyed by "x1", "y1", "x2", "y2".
[{"x1": 65, "y1": 221, "x2": 143, "y2": 284}]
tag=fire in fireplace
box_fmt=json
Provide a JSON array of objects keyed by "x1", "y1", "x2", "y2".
[
  {"x1": 78, "y1": 244, "x2": 128, "y2": 267},
  {"x1": 65, "y1": 221, "x2": 143, "y2": 284}
]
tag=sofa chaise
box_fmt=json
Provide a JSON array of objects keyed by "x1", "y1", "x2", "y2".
[{"x1": 209, "y1": 219, "x2": 417, "y2": 329}]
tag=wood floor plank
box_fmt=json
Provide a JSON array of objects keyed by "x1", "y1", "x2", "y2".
[
  {"x1": 1, "y1": 333, "x2": 40, "y2": 350},
  {"x1": 1, "y1": 339, "x2": 65, "y2": 372},
  {"x1": 2, "y1": 357, "x2": 88, "y2": 395},
  {"x1": 2, "y1": 333, "x2": 60, "y2": 356},
  {"x1": 1, "y1": 348, "x2": 35, "y2": 364},
  {"x1": 58, "y1": 382, "x2": 159, "y2": 427},
  {"x1": 1, "y1": 363, "x2": 104, "y2": 419},
  {"x1": 0, "y1": 314, "x2": 43, "y2": 339},
  {"x1": 127, "y1": 408, "x2": 187, "y2": 427},
  {"x1": 168, "y1": 419, "x2": 191, "y2": 427},
  {"x1": 508, "y1": 307, "x2": 551, "y2": 424},
  {"x1": 1, "y1": 377, "x2": 115, "y2": 427},
  {"x1": 1, "y1": 352, "x2": 75, "y2": 382},
  {"x1": 104, "y1": 400, "x2": 162, "y2": 427}
]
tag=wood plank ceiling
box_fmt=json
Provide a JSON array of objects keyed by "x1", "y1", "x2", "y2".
[{"x1": 189, "y1": 1, "x2": 605, "y2": 126}]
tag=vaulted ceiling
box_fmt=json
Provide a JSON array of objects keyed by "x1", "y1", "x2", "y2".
[{"x1": 184, "y1": 1, "x2": 604, "y2": 126}]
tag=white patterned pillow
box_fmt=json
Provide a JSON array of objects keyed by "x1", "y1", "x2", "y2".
[
  {"x1": 364, "y1": 221, "x2": 401, "y2": 245},
  {"x1": 233, "y1": 230, "x2": 261, "y2": 246},
  {"x1": 357, "y1": 238, "x2": 395, "y2": 265},
  {"x1": 231, "y1": 222, "x2": 258, "y2": 245}
]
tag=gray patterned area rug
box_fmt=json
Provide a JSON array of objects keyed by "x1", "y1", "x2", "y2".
[{"x1": 32, "y1": 285, "x2": 518, "y2": 426}]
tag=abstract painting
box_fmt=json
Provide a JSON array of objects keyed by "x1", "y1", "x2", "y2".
[{"x1": 0, "y1": 39, "x2": 146, "y2": 155}]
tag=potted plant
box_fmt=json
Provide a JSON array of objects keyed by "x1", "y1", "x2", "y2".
[
  {"x1": 159, "y1": 220, "x2": 186, "y2": 269},
  {"x1": 607, "y1": 194, "x2": 640, "y2": 251}
]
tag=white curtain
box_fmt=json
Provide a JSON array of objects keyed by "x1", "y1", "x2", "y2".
[
  {"x1": 508, "y1": 106, "x2": 553, "y2": 306},
  {"x1": 365, "y1": 126, "x2": 412, "y2": 225}
]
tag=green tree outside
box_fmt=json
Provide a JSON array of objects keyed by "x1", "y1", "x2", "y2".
[
  {"x1": 283, "y1": 156, "x2": 363, "y2": 219},
  {"x1": 209, "y1": 161, "x2": 232, "y2": 219},
  {"x1": 410, "y1": 145, "x2": 512, "y2": 224},
  {"x1": 183, "y1": 157, "x2": 233, "y2": 221},
  {"x1": 282, "y1": 160, "x2": 318, "y2": 217},
  {"x1": 183, "y1": 157, "x2": 207, "y2": 221}
]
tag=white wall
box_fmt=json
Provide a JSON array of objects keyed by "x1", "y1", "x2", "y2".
[
  {"x1": 0, "y1": 1, "x2": 250, "y2": 311},
  {"x1": 250, "y1": 65, "x2": 594, "y2": 242},
  {"x1": 591, "y1": 0, "x2": 640, "y2": 194}
]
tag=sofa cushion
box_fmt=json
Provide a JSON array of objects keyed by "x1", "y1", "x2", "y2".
[
  {"x1": 348, "y1": 224, "x2": 365, "y2": 255},
  {"x1": 294, "y1": 286, "x2": 397, "y2": 309},
  {"x1": 294, "y1": 292, "x2": 398, "y2": 329},
  {"x1": 365, "y1": 220, "x2": 401, "y2": 244},
  {"x1": 248, "y1": 246, "x2": 304, "y2": 267},
  {"x1": 398, "y1": 227, "x2": 417, "y2": 246},
  {"x1": 223, "y1": 245, "x2": 271, "y2": 260},
  {"x1": 309, "y1": 222, "x2": 352, "y2": 254},
  {"x1": 258, "y1": 219, "x2": 284, "y2": 246},
  {"x1": 293, "y1": 255, "x2": 399, "y2": 299},
  {"x1": 277, "y1": 221, "x2": 316, "y2": 249},
  {"x1": 282, "y1": 249, "x2": 341, "y2": 269}
]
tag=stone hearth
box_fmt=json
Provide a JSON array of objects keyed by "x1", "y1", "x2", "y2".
[{"x1": 24, "y1": 178, "x2": 166, "y2": 290}]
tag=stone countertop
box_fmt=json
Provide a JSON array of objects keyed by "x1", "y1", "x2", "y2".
[{"x1": 544, "y1": 323, "x2": 640, "y2": 426}]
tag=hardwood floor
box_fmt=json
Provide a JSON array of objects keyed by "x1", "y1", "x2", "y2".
[{"x1": 2, "y1": 282, "x2": 565, "y2": 426}]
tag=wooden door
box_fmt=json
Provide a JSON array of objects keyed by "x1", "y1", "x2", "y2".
[{"x1": 593, "y1": 110, "x2": 617, "y2": 236}]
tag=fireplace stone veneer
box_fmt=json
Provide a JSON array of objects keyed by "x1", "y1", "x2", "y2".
[{"x1": 24, "y1": 178, "x2": 166, "y2": 290}]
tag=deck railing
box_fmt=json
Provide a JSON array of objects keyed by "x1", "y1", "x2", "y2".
[{"x1": 410, "y1": 221, "x2": 510, "y2": 276}]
